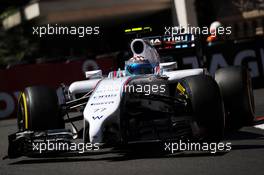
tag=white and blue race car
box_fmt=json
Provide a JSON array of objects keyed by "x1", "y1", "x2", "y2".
[{"x1": 8, "y1": 35, "x2": 255, "y2": 158}]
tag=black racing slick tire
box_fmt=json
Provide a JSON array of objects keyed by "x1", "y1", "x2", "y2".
[
  {"x1": 17, "y1": 86, "x2": 64, "y2": 131},
  {"x1": 215, "y1": 66, "x2": 255, "y2": 129},
  {"x1": 182, "y1": 75, "x2": 225, "y2": 141}
]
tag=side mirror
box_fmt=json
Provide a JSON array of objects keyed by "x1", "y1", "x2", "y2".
[{"x1": 85, "y1": 70, "x2": 102, "y2": 79}]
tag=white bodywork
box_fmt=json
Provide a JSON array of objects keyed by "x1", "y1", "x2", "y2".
[
  {"x1": 85, "y1": 70, "x2": 102, "y2": 79},
  {"x1": 163, "y1": 68, "x2": 203, "y2": 81},
  {"x1": 68, "y1": 39, "x2": 204, "y2": 143},
  {"x1": 83, "y1": 77, "x2": 130, "y2": 143},
  {"x1": 69, "y1": 79, "x2": 101, "y2": 99},
  {"x1": 69, "y1": 68, "x2": 203, "y2": 143}
]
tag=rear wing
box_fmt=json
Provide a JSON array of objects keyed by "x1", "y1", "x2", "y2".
[
  {"x1": 142, "y1": 34, "x2": 196, "y2": 50},
  {"x1": 124, "y1": 27, "x2": 197, "y2": 50}
]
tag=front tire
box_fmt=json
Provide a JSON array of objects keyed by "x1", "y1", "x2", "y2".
[{"x1": 18, "y1": 86, "x2": 64, "y2": 131}]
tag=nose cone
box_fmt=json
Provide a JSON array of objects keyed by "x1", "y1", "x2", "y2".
[{"x1": 89, "y1": 124, "x2": 103, "y2": 143}]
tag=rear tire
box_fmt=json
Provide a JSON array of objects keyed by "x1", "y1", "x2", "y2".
[
  {"x1": 215, "y1": 67, "x2": 255, "y2": 129},
  {"x1": 182, "y1": 75, "x2": 225, "y2": 141},
  {"x1": 17, "y1": 86, "x2": 64, "y2": 131}
]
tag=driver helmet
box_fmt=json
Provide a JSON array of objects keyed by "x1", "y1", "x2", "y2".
[{"x1": 125, "y1": 55, "x2": 158, "y2": 75}]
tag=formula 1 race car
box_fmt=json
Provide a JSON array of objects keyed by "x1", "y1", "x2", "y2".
[{"x1": 7, "y1": 35, "x2": 255, "y2": 158}]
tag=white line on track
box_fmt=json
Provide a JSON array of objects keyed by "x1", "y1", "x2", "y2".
[{"x1": 254, "y1": 124, "x2": 264, "y2": 130}]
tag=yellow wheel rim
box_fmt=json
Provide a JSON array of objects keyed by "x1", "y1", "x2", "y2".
[{"x1": 20, "y1": 92, "x2": 29, "y2": 129}]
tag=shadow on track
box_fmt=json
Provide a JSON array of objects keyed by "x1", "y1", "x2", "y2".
[
  {"x1": 8, "y1": 128, "x2": 264, "y2": 165},
  {"x1": 9, "y1": 150, "x2": 227, "y2": 165}
]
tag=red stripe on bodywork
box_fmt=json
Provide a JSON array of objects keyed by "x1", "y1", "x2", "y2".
[{"x1": 122, "y1": 77, "x2": 133, "y2": 92}]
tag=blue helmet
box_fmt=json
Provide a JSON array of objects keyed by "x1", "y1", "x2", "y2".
[{"x1": 125, "y1": 58, "x2": 154, "y2": 75}]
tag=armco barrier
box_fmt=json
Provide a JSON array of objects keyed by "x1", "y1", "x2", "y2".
[{"x1": 0, "y1": 58, "x2": 116, "y2": 119}]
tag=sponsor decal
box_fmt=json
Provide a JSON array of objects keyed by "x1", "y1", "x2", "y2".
[
  {"x1": 0, "y1": 92, "x2": 17, "y2": 119},
  {"x1": 92, "y1": 115, "x2": 104, "y2": 120},
  {"x1": 176, "y1": 83, "x2": 186, "y2": 95}
]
